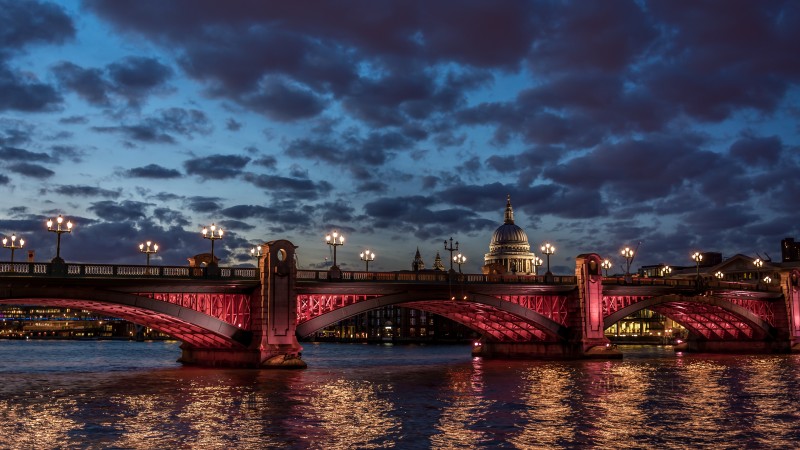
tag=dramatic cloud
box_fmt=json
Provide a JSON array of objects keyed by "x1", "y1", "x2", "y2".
[
  {"x1": 49, "y1": 185, "x2": 121, "y2": 199},
  {"x1": 7, "y1": 162, "x2": 55, "y2": 179},
  {"x1": 0, "y1": 0, "x2": 797, "y2": 271},
  {"x1": 126, "y1": 164, "x2": 182, "y2": 179},
  {"x1": 242, "y1": 173, "x2": 333, "y2": 201},
  {"x1": 0, "y1": 63, "x2": 63, "y2": 112},
  {"x1": 184, "y1": 154, "x2": 250, "y2": 180},
  {"x1": 88, "y1": 200, "x2": 150, "y2": 222},
  {"x1": 92, "y1": 108, "x2": 212, "y2": 144},
  {"x1": 0, "y1": 0, "x2": 74, "y2": 51}
]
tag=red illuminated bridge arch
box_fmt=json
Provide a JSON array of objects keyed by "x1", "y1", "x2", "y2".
[{"x1": 0, "y1": 286, "x2": 252, "y2": 349}]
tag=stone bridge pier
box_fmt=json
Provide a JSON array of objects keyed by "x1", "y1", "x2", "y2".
[
  {"x1": 784, "y1": 269, "x2": 800, "y2": 352},
  {"x1": 179, "y1": 240, "x2": 306, "y2": 368}
]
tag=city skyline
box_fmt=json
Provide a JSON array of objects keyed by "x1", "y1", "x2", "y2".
[{"x1": 1, "y1": 1, "x2": 799, "y2": 274}]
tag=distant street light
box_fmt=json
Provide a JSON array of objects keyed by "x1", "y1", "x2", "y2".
[
  {"x1": 138, "y1": 241, "x2": 158, "y2": 266},
  {"x1": 251, "y1": 245, "x2": 262, "y2": 259},
  {"x1": 46, "y1": 214, "x2": 73, "y2": 263},
  {"x1": 763, "y1": 275, "x2": 772, "y2": 284},
  {"x1": 692, "y1": 252, "x2": 703, "y2": 278},
  {"x1": 453, "y1": 253, "x2": 466, "y2": 273},
  {"x1": 533, "y1": 256, "x2": 543, "y2": 276},
  {"x1": 621, "y1": 246, "x2": 635, "y2": 281},
  {"x1": 601, "y1": 259, "x2": 612, "y2": 276},
  {"x1": 201, "y1": 223, "x2": 223, "y2": 266},
  {"x1": 540, "y1": 242, "x2": 555, "y2": 275},
  {"x1": 715, "y1": 271, "x2": 724, "y2": 280},
  {"x1": 444, "y1": 237, "x2": 459, "y2": 271},
  {"x1": 325, "y1": 231, "x2": 344, "y2": 269},
  {"x1": 360, "y1": 249, "x2": 375, "y2": 272},
  {"x1": 661, "y1": 266, "x2": 672, "y2": 277},
  {"x1": 2, "y1": 234, "x2": 24, "y2": 264}
]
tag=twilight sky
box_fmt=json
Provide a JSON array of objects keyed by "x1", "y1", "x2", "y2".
[{"x1": 1, "y1": 0, "x2": 799, "y2": 274}]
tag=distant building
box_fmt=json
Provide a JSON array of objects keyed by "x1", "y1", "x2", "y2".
[
  {"x1": 483, "y1": 195, "x2": 537, "y2": 274},
  {"x1": 782, "y1": 237, "x2": 800, "y2": 262}
]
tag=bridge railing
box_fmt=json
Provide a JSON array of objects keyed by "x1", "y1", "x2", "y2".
[
  {"x1": 602, "y1": 276, "x2": 780, "y2": 293},
  {"x1": 0, "y1": 262, "x2": 258, "y2": 279},
  {"x1": 296, "y1": 269, "x2": 578, "y2": 284}
]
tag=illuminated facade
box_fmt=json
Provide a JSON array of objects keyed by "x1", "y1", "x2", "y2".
[{"x1": 0, "y1": 306, "x2": 165, "y2": 339}]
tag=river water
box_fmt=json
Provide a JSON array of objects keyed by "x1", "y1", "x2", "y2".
[{"x1": 2, "y1": 340, "x2": 800, "y2": 449}]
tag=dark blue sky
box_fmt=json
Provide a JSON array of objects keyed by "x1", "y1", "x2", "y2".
[{"x1": 1, "y1": 0, "x2": 798, "y2": 273}]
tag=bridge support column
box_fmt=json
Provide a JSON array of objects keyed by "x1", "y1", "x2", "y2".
[
  {"x1": 784, "y1": 269, "x2": 800, "y2": 352},
  {"x1": 572, "y1": 253, "x2": 621, "y2": 359},
  {"x1": 256, "y1": 240, "x2": 306, "y2": 368},
  {"x1": 179, "y1": 239, "x2": 306, "y2": 368}
]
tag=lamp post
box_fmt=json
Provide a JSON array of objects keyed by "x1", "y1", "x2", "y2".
[
  {"x1": 661, "y1": 265, "x2": 672, "y2": 277},
  {"x1": 754, "y1": 258, "x2": 763, "y2": 280},
  {"x1": 533, "y1": 256, "x2": 543, "y2": 276},
  {"x1": 251, "y1": 245, "x2": 262, "y2": 259},
  {"x1": 763, "y1": 275, "x2": 772, "y2": 285},
  {"x1": 601, "y1": 259, "x2": 612, "y2": 276},
  {"x1": 201, "y1": 223, "x2": 223, "y2": 266},
  {"x1": 138, "y1": 241, "x2": 158, "y2": 266},
  {"x1": 444, "y1": 237, "x2": 459, "y2": 271},
  {"x1": 2, "y1": 234, "x2": 24, "y2": 264},
  {"x1": 715, "y1": 271, "x2": 724, "y2": 280},
  {"x1": 540, "y1": 242, "x2": 555, "y2": 275},
  {"x1": 46, "y1": 214, "x2": 73, "y2": 263},
  {"x1": 453, "y1": 253, "x2": 466, "y2": 273},
  {"x1": 692, "y1": 252, "x2": 703, "y2": 278},
  {"x1": 325, "y1": 231, "x2": 344, "y2": 269},
  {"x1": 360, "y1": 249, "x2": 375, "y2": 272},
  {"x1": 621, "y1": 247, "x2": 634, "y2": 281}
]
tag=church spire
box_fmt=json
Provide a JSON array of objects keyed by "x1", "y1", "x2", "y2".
[
  {"x1": 504, "y1": 194, "x2": 514, "y2": 224},
  {"x1": 412, "y1": 247, "x2": 425, "y2": 271},
  {"x1": 433, "y1": 252, "x2": 445, "y2": 271}
]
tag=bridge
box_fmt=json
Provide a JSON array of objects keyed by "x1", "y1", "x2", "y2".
[{"x1": 2, "y1": 240, "x2": 800, "y2": 368}]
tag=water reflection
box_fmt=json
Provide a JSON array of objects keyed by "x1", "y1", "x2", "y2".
[
  {"x1": 432, "y1": 357, "x2": 493, "y2": 447},
  {"x1": 3, "y1": 342, "x2": 800, "y2": 448},
  {"x1": 510, "y1": 363, "x2": 579, "y2": 447}
]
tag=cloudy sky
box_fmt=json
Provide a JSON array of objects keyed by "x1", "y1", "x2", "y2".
[{"x1": 1, "y1": 0, "x2": 798, "y2": 274}]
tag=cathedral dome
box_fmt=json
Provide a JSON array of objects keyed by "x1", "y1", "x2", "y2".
[
  {"x1": 488, "y1": 195, "x2": 531, "y2": 252},
  {"x1": 484, "y1": 195, "x2": 537, "y2": 274},
  {"x1": 491, "y1": 223, "x2": 530, "y2": 248}
]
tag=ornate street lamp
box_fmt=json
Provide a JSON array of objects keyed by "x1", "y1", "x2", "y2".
[
  {"x1": 46, "y1": 214, "x2": 73, "y2": 263},
  {"x1": 325, "y1": 231, "x2": 344, "y2": 269},
  {"x1": 601, "y1": 259, "x2": 612, "y2": 276},
  {"x1": 201, "y1": 223, "x2": 223, "y2": 266},
  {"x1": 763, "y1": 275, "x2": 772, "y2": 284},
  {"x1": 251, "y1": 245, "x2": 262, "y2": 259},
  {"x1": 444, "y1": 237, "x2": 459, "y2": 271},
  {"x1": 359, "y1": 249, "x2": 375, "y2": 272},
  {"x1": 661, "y1": 265, "x2": 672, "y2": 277},
  {"x1": 753, "y1": 258, "x2": 763, "y2": 280},
  {"x1": 138, "y1": 241, "x2": 158, "y2": 266},
  {"x1": 2, "y1": 234, "x2": 24, "y2": 264},
  {"x1": 540, "y1": 242, "x2": 555, "y2": 275},
  {"x1": 533, "y1": 256, "x2": 543, "y2": 276},
  {"x1": 715, "y1": 271, "x2": 724, "y2": 280},
  {"x1": 621, "y1": 247, "x2": 635, "y2": 280},
  {"x1": 692, "y1": 252, "x2": 703, "y2": 278},
  {"x1": 453, "y1": 253, "x2": 466, "y2": 273}
]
